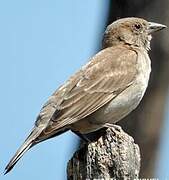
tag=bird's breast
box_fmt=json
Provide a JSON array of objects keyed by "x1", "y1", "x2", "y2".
[
  {"x1": 88, "y1": 50, "x2": 151, "y2": 125},
  {"x1": 72, "y1": 50, "x2": 151, "y2": 134},
  {"x1": 135, "y1": 49, "x2": 151, "y2": 88}
]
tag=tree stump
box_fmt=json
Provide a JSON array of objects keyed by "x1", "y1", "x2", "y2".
[{"x1": 67, "y1": 125, "x2": 140, "y2": 180}]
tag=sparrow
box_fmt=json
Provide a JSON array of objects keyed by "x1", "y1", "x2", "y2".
[{"x1": 5, "y1": 17, "x2": 166, "y2": 174}]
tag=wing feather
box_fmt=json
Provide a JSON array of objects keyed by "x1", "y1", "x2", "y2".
[{"x1": 36, "y1": 45, "x2": 138, "y2": 140}]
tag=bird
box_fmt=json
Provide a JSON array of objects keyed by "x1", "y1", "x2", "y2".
[{"x1": 5, "y1": 17, "x2": 166, "y2": 174}]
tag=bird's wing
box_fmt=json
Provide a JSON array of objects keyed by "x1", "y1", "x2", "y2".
[{"x1": 35, "y1": 45, "x2": 138, "y2": 140}]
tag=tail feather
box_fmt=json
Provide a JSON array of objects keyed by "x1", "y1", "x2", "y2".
[
  {"x1": 4, "y1": 127, "x2": 42, "y2": 174},
  {"x1": 4, "y1": 143, "x2": 32, "y2": 174},
  {"x1": 4, "y1": 126, "x2": 68, "y2": 174}
]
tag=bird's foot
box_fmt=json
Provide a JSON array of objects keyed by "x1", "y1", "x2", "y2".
[{"x1": 103, "y1": 123, "x2": 122, "y2": 132}]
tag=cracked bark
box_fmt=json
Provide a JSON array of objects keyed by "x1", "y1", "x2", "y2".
[{"x1": 67, "y1": 125, "x2": 140, "y2": 180}]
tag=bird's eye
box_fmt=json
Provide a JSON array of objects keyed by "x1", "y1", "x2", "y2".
[{"x1": 134, "y1": 23, "x2": 142, "y2": 30}]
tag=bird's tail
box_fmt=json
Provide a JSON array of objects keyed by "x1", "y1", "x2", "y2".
[{"x1": 4, "y1": 127, "x2": 42, "y2": 174}]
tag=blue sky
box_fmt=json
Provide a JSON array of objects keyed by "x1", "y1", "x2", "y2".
[{"x1": 0, "y1": 1, "x2": 109, "y2": 179}]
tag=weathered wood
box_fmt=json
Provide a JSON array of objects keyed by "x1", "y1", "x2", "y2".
[{"x1": 67, "y1": 125, "x2": 140, "y2": 180}]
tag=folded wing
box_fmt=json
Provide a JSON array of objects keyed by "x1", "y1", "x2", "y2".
[{"x1": 36, "y1": 45, "x2": 138, "y2": 141}]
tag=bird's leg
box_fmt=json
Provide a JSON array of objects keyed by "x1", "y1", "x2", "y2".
[
  {"x1": 103, "y1": 123, "x2": 122, "y2": 131},
  {"x1": 72, "y1": 130, "x2": 91, "y2": 143}
]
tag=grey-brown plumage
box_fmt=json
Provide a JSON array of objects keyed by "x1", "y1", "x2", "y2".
[{"x1": 5, "y1": 17, "x2": 166, "y2": 174}]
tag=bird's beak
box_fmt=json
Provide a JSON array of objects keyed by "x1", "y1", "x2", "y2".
[{"x1": 148, "y1": 22, "x2": 167, "y2": 34}]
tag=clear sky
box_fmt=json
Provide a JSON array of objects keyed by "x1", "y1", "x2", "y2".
[{"x1": 0, "y1": 1, "x2": 109, "y2": 180}]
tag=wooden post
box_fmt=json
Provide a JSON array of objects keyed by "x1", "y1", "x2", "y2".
[{"x1": 67, "y1": 125, "x2": 140, "y2": 180}]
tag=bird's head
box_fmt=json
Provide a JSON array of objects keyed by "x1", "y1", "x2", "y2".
[{"x1": 102, "y1": 17, "x2": 167, "y2": 51}]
